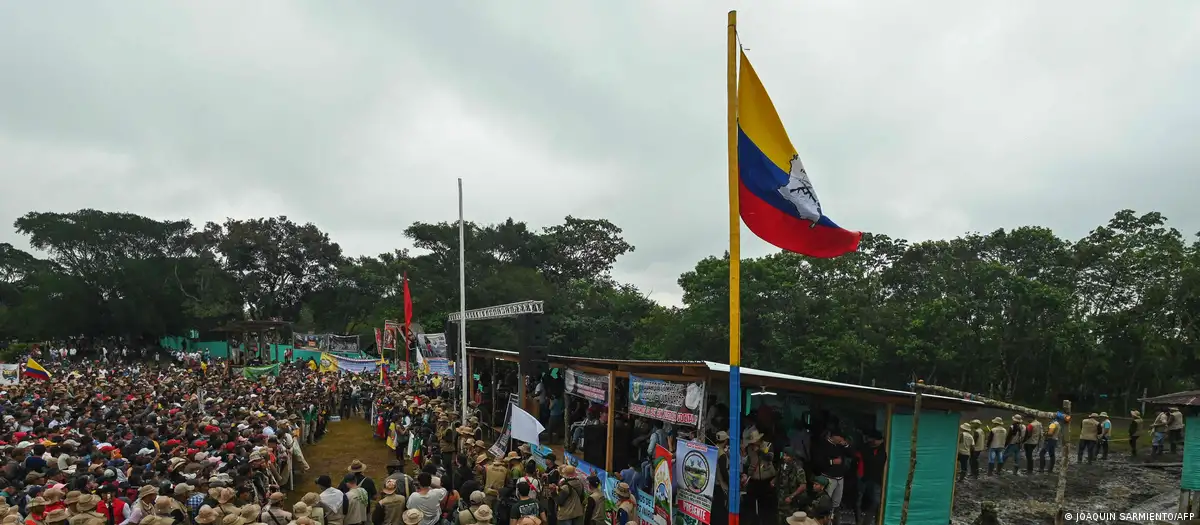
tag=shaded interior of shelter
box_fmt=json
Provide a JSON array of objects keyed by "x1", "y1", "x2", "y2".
[{"x1": 466, "y1": 346, "x2": 980, "y2": 524}]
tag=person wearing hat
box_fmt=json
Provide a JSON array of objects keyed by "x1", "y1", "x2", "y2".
[
  {"x1": 259, "y1": 494, "x2": 291, "y2": 525},
  {"x1": 1129, "y1": 410, "x2": 1144, "y2": 457},
  {"x1": 383, "y1": 461, "x2": 413, "y2": 499},
  {"x1": 41, "y1": 510, "x2": 69, "y2": 525},
  {"x1": 63, "y1": 492, "x2": 82, "y2": 516},
  {"x1": 220, "y1": 513, "x2": 245, "y2": 525},
  {"x1": 1039, "y1": 415, "x2": 1061, "y2": 473},
  {"x1": 456, "y1": 492, "x2": 486, "y2": 525},
  {"x1": 553, "y1": 466, "x2": 584, "y2": 525},
  {"x1": 766, "y1": 446, "x2": 798, "y2": 522},
  {"x1": 298, "y1": 495, "x2": 326, "y2": 525},
  {"x1": 1152, "y1": 407, "x2": 1170, "y2": 456},
  {"x1": 794, "y1": 476, "x2": 833, "y2": 522},
  {"x1": 1169, "y1": 406, "x2": 1186, "y2": 454},
  {"x1": 1078, "y1": 413, "x2": 1100, "y2": 464},
  {"x1": 1000, "y1": 415, "x2": 1025, "y2": 475},
  {"x1": 968, "y1": 420, "x2": 986, "y2": 479},
  {"x1": 214, "y1": 489, "x2": 240, "y2": 521},
  {"x1": 67, "y1": 495, "x2": 104, "y2": 525},
  {"x1": 341, "y1": 477, "x2": 368, "y2": 525},
  {"x1": 169, "y1": 484, "x2": 198, "y2": 525},
  {"x1": 1098, "y1": 412, "x2": 1112, "y2": 460},
  {"x1": 957, "y1": 423, "x2": 975, "y2": 482},
  {"x1": 510, "y1": 482, "x2": 544, "y2": 525},
  {"x1": 339, "y1": 462, "x2": 376, "y2": 508},
  {"x1": 1021, "y1": 417, "x2": 1043, "y2": 475},
  {"x1": 984, "y1": 417, "x2": 1007, "y2": 476},
  {"x1": 121, "y1": 485, "x2": 159, "y2": 525},
  {"x1": 612, "y1": 483, "x2": 634, "y2": 525},
  {"x1": 402, "y1": 473, "x2": 445, "y2": 525},
  {"x1": 374, "y1": 479, "x2": 406, "y2": 525},
  {"x1": 192, "y1": 507, "x2": 218, "y2": 525},
  {"x1": 26, "y1": 497, "x2": 50, "y2": 525}
]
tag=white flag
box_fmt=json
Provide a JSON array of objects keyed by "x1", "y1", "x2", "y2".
[{"x1": 509, "y1": 404, "x2": 545, "y2": 446}]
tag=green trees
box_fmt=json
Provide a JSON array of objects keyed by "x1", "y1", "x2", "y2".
[{"x1": 1, "y1": 207, "x2": 1197, "y2": 407}]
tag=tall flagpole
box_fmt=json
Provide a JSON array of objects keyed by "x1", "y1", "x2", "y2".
[
  {"x1": 458, "y1": 177, "x2": 469, "y2": 426},
  {"x1": 725, "y1": 10, "x2": 742, "y2": 525}
]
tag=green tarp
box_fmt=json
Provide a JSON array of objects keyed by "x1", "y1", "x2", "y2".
[
  {"x1": 243, "y1": 363, "x2": 280, "y2": 379},
  {"x1": 1182, "y1": 416, "x2": 1200, "y2": 490},
  {"x1": 883, "y1": 412, "x2": 958, "y2": 525}
]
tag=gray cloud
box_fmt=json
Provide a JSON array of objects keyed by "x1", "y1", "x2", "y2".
[{"x1": 2, "y1": 1, "x2": 1198, "y2": 307}]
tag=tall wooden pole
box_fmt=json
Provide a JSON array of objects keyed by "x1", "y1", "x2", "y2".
[
  {"x1": 605, "y1": 371, "x2": 616, "y2": 472},
  {"x1": 899, "y1": 389, "x2": 922, "y2": 525},
  {"x1": 1055, "y1": 400, "x2": 1072, "y2": 525},
  {"x1": 725, "y1": 10, "x2": 742, "y2": 525}
]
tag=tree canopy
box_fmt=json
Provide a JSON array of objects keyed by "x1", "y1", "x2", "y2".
[{"x1": 2, "y1": 208, "x2": 1198, "y2": 408}]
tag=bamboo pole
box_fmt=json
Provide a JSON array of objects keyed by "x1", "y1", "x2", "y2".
[
  {"x1": 1055, "y1": 400, "x2": 1071, "y2": 525},
  {"x1": 900, "y1": 389, "x2": 921, "y2": 525},
  {"x1": 910, "y1": 382, "x2": 1058, "y2": 419}
]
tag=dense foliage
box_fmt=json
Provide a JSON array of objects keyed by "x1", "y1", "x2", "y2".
[{"x1": 2, "y1": 208, "x2": 1198, "y2": 408}]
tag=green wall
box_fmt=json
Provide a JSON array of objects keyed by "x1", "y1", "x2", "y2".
[
  {"x1": 158, "y1": 338, "x2": 364, "y2": 363},
  {"x1": 883, "y1": 412, "x2": 958, "y2": 525},
  {"x1": 1183, "y1": 416, "x2": 1200, "y2": 490}
]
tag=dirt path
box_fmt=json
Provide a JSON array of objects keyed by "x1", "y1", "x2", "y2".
[{"x1": 285, "y1": 417, "x2": 397, "y2": 507}]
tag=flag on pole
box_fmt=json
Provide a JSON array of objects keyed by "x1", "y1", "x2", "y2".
[
  {"x1": 403, "y1": 273, "x2": 413, "y2": 337},
  {"x1": 407, "y1": 432, "x2": 423, "y2": 465},
  {"x1": 22, "y1": 358, "x2": 50, "y2": 381},
  {"x1": 375, "y1": 328, "x2": 383, "y2": 355},
  {"x1": 509, "y1": 404, "x2": 546, "y2": 446},
  {"x1": 737, "y1": 53, "x2": 862, "y2": 257}
]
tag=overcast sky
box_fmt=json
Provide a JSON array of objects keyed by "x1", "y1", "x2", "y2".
[{"x1": 2, "y1": 2, "x2": 1198, "y2": 306}]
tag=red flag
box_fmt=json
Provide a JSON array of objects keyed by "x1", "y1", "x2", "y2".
[{"x1": 403, "y1": 273, "x2": 413, "y2": 335}]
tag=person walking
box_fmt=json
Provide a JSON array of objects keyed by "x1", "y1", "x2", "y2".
[
  {"x1": 1129, "y1": 410, "x2": 1143, "y2": 457},
  {"x1": 970, "y1": 420, "x2": 986, "y2": 479},
  {"x1": 1078, "y1": 413, "x2": 1100, "y2": 464},
  {"x1": 1039, "y1": 417, "x2": 1060, "y2": 473}
]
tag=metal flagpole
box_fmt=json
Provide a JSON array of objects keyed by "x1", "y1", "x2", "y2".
[
  {"x1": 725, "y1": 10, "x2": 742, "y2": 525},
  {"x1": 458, "y1": 178, "x2": 469, "y2": 426}
]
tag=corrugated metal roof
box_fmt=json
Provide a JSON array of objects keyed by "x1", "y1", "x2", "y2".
[
  {"x1": 466, "y1": 346, "x2": 981, "y2": 407},
  {"x1": 1140, "y1": 390, "x2": 1200, "y2": 406}
]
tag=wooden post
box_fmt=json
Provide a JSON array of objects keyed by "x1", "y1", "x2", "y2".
[
  {"x1": 900, "y1": 389, "x2": 922, "y2": 525},
  {"x1": 605, "y1": 371, "x2": 616, "y2": 472},
  {"x1": 878, "y1": 403, "x2": 894, "y2": 525},
  {"x1": 1054, "y1": 400, "x2": 1072, "y2": 525}
]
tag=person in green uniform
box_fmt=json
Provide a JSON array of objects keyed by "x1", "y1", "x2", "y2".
[
  {"x1": 777, "y1": 447, "x2": 808, "y2": 523},
  {"x1": 794, "y1": 476, "x2": 834, "y2": 523}
]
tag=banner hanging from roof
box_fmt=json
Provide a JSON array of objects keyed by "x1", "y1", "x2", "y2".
[
  {"x1": 426, "y1": 357, "x2": 452, "y2": 377},
  {"x1": 565, "y1": 368, "x2": 609, "y2": 404},
  {"x1": 319, "y1": 352, "x2": 383, "y2": 374},
  {"x1": 327, "y1": 335, "x2": 359, "y2": 354},
  {"x1": 243, "y1": 363, "x2": 280, "y2": 379},
  {"x1": 294, "y1": 333, "x2": 324, "y2": 350},
  {"x1": 628, "y1": 374, "x2": 705, "y2": 427}
]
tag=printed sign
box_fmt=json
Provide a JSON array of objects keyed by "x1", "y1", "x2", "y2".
[
  {"x1": 0, "y1": 364, "x2": 19, "y2": 385},
  {"x1": 383, "y1": 321, "x2": 400, "y2": 351},
  {"x1": 294, "y1": 333, "x2": 323, "y2": 350},
  {"x1": 565, "y1": 368, "x2": 609, "y2": 404},
  {"x1": 420, "y1": 333, "x2": 448, "y2": 358},
  {"x1": 638, "y1": 489, "x2": 656, "y2": 525},
  {"x1": 489, "y1": 402, "x2": 513, "y2": 458},
  {"x1": 427, "y1": 358, "x2": 452, "y2": 377},
  {"x1": 327, "y1": 334, "x2": 359, "y2": 354},
  {"x1": 653, "y1": 445, "x2": 673, "y2": 525},
  {"x1": 629, "y1": 374, "x2": 705, "y2": 427},
  {"x1": 674, "y1": 439, "x2": 718, "y2": 498}
]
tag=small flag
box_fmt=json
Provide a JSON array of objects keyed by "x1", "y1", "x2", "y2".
[
  {"x1": 23, "y1": 358, "x2": 50, "y2": 381},
  {"x1": 407, "y1": 432, "x2": 423, "y2": 466}
]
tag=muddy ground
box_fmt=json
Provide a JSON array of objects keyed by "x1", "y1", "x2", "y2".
[{"x1": 951, "y1": 453, "x2": 1181, "y2": 524}]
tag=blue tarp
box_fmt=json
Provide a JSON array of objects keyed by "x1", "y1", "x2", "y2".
[{"x1": 883, "y1": 412, "x2": 958, "y2": 525}]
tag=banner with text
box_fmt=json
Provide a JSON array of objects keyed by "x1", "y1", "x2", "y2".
[
  {"x1": 321, "y1": 353, "x2": 382, "y2": 374},
  {"x1": 628, "y1": 375, "x2": 705, "y2": 427},
  {"x1": 637, "y1": 489, "x2": 656, "y2": 525},
  {"x1": 327, "y1": 334, "x2": 360, "y2": 354},
  {"x1": 427, "y1": 357, "x2": 452, "y2": 377},
  {"x1": 294, "y1": 333, "x2": 324, "y2": 350},
  {"x1": 673, "y1": 438, "x2": 716, "y2": 524},
  {"x1": 653, "y1": 445, "x2": 674, "y2": 525},
  {"x1": 489, "y1": 401, "x2": 513, "y2": 458},
  {"x1": 565, "y1": 453, "x2": 615, "y2": 524},
  {"x1": 565, "y1": 368, "x2": 609, "y2": 404}
]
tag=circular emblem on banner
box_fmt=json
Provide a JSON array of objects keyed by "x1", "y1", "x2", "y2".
[
  {"x1": 320, "y1": 356, "x2": 333, "y2": 370},
  {"x1": 631, "y1": 381, "x2": 643, "y2": 402},
  {"x1": 682, "y1": 450, "x2": 710, "y2": 493}
]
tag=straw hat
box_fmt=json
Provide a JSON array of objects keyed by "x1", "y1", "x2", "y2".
[
  {"x1": 194, "y1": 506, "x2": 219, "y2": 525},
  {"x1": 43, "y1": 488, "x2": 65, "y2": 501},
  {"x1": 715, "y1": 431, "x2": 729, "y2": 443},
  {"x1": 970, "y1": 419, "x2": 982, "y2": 426},
  {"x1": 402, "y1": 509, "x2": 423, "y2": 525},
  {"x1": 292, "y1": 503, "x2": 310, "y2": 518},
  {"x1": 786, "y1": 511, "x2": 819, "y2": 525},
  {"x1": 268, "y1": 493, "x2": 285, "y2": 504},
  {"x1": 44, "y1": 509, "x2": 70, "y2": 524},
  {"x1": 301, "y1": 493, "x2": 320, "y2": 507},
  {"x1": 1089, "y1": 413, "x2": 1099, "y2": 418},
  {"x1": 991, "y1": 417, "x2": 1003, "y2": 425},
  {"x1": 137, "y1": 485, "x2": 159, "y2": 500},
  {"x1": 1099, "y1": 412, "x2": 1109, "y2": 418},
  {"x1": 221, "y1": 515, "x2": 246, "y2": 525},
  {"x1": 1011, "y1": 414, "x2": 1023, "y2": 423},
  {"x1": 347, "y1": 460, "x2": 367, "y2": 473},
  {"x1": 960, "y1": 423, "x2": 971, "y2": 431},
  {"x1": 216, "y1": 488, "x2": 236, "y2": 504},
  {"x1": 139, "y1": 517, "x2": 173, "y2": 525},
  {"x1": 381, "y1": 479, "x2": 398, "y2": 495},
  {"x1": 475, "y1": 454, "x2": 488, "y2": 465},
  {"x1": 614, "y1": 482, "x2": 632, "y2": 499},
  {"x1": 77, "y1": 494, "x2": 101, "y2": 508},
  {"x1": 472, "y1": 505, "x2": 493, "y2": 522},
  {"x1": 65, "y1": 491, "x2": 82, "y2": 505},
  {"x1": 504, "y1": 452, "x2": 520, "y2": 461},
  {"x1": 27, "y1": 497, "x2": 48, "y2": 509},
  {"x1": 238, "y1": 505, "x2": 261, "y2": 521},
  {"x1": 744, "y1": 429, "x2": 764, "y2": 444}
]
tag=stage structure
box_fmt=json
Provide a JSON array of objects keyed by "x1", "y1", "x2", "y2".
[
  {"x1": 213, "y1": 319, "x2": 291, "y2": 365},
  {"x1": 446, "y1": 300, "x2": 544, "y2": 425}
]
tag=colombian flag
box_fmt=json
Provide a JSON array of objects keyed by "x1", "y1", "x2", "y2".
[
  {"x1": 23, "y1": 358, "x2": 50, "y2": 381},
  {"x1": 737, "y1": 53, "x2": 861, "y2": 257}
]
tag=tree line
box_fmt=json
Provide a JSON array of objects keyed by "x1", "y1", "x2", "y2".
[{"x1": 1, "y1": 208, "x2": 1197, "y2": 410}]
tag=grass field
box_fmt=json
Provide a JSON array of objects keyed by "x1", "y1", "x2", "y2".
[{"x1": 285, "y1": 417, "x2": 397, "y2": 508}]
